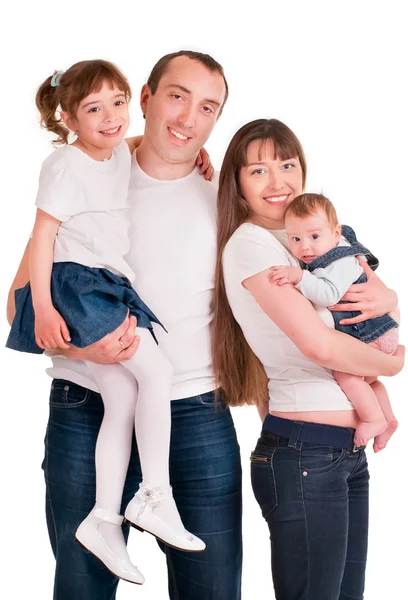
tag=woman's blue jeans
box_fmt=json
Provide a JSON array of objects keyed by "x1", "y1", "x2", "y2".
[
  {"x1": 42, "y1": 380, "x2": 242, "y2": 600},
  {"x1": 251, "y1": 417, "x2": 369, "y2": 600}
]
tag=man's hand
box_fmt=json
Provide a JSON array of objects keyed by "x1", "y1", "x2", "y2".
[
  {"x1": 35, "y1": 307, "x2": 71, "y2": 349},
  {"x1": 196, "y1": 147, "x2": 214, "y2": 181},
  {"x1": 50, "y1": 315, "x2": 140, "y2": 363},
  {"x1": 268, "y1": 265, "x2": 303, "y2": 286},
  {"x1": 329, "y1": 257, "x2": 398, "y2": 325}
]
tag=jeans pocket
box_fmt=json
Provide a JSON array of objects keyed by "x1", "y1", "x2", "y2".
[
  {"x1": 300, "y1": 444, "x2": 346, "y2": 475},
  {"x1": 250, "y1": 449, "x2": 278, "y2": 519},
  {"x1": 197, "y1": 391, "x2": 225, "y2": 409},
  {"x1": 49, "y1": 379, "x2": 90, "y2": 408}
]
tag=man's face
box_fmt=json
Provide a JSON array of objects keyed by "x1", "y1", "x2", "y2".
[{"x1": 141, "y1": 56, "x2": 226, "y2": 164}]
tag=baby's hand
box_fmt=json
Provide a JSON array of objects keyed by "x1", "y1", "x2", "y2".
[
  {"x1": 34, "y1": 307, "x2": 71, "y2": 350},
  {"x1": 268, "y1": 266, "x2": 303, "y2": 286}
]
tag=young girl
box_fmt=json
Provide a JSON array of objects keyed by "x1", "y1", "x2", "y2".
[
  {"x1": 269, "y1": 192, "x2": 399, "y2": 451},
  {"x1": 6, "y1": 60, "x2": 206, "y2": 586}
]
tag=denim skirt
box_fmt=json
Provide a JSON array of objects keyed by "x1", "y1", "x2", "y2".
[{"x1": 6, "y1": 262, "x2": 163, "y2": 354}]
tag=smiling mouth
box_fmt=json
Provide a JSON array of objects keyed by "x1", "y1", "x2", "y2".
[
  {"x1": 263, "y1": 194, "x2": 289, "y2": 204},
  {"x1": 168, "y1": 127, "x2": 191, "y2": 141},
  {"x1": 99, "y1": 125, "x2": 122, "y2": 136}
]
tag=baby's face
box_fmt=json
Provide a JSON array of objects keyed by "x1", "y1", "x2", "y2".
[{"x1": 285, "y1": 210, "x2": 341, "y2": 264}]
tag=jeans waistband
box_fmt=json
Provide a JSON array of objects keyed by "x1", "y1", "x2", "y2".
[{"x1": 262, "y1": 414, "x2": 364, "y2": 452}]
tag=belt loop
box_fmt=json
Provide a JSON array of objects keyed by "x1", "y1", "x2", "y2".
[{"x1": 288, "y1": 421, "x2": 302, "y2": 448}]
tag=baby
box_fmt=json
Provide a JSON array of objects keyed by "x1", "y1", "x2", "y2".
[{"x1": 269, "y1": 193, "x2": 399, "y2": 451}]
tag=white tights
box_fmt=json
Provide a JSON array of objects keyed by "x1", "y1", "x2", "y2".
[{"x1": 85, "y1": 327, "x2": 174, "y2": 556}]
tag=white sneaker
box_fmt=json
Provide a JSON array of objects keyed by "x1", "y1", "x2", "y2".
[
  {"x1": 124, "y1": 483, "x2": 206, "y2": 552},
  {"x1": 75, "y1": 506, "x2": 145, "y2": 585}
]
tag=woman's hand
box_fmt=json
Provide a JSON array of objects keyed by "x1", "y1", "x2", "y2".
[
  {"x1": 35, "y1": 307, "x2": 71, "y2": 350},
  {"x1": 51, "y1": 315, "x2": 140, "y2": 363},
  {"x1": 328, "y1": 257, "x2": 398, "y2": 325},
  {"x1": 196, "y1": 147, "x2": 214, "y2": 181}
]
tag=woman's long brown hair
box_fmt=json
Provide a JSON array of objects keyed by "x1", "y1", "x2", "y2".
[{"x1": 212, "y1": 119, "x2": 307, "y2": 407}]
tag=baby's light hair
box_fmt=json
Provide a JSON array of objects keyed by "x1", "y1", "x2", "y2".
[
  {"x1": 284, "y1": 193, "x2": 339, "y2": 228},
  {"x1": 36, "y1": 60, "x2": 132, "y2": 145}
]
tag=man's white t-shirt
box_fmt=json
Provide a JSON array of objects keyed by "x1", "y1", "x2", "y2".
[
  {"x1": 222, "y1": 223, "x2": 353, "y2": 413},
  {"x1": 36, "y1": 141, "x2": 134, "y2": 282},
  {"x1": 47, "y1": 153, "x2": 218, "y2": 400}
]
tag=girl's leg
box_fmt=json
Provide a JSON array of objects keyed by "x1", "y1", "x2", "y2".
[
  {"x1": 120, "y1": 327, "x2": 173, "y2": 490},
  {"x1": 76, "y1": 363, "x2": 144, "y2": 583},
  {"x1": 333, "y1": 371, "x2": 387, "y2": 447},
  {"x1": 121, "y1": 328, "x2": 205, "y2": 551}
]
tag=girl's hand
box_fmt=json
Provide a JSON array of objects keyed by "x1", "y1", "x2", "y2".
[
  {"x1": 196, "y1": 147, "x2": 214, "y2": 181},
  {"x1": 329, "y1": 257, "x2": 398, "y2": 325},
  {"x1": 35, "y1": 307, "x2": 71, "y2": 349},
  {"x1": 268, "y1": 266, "x2": 303, "y2": 286}
]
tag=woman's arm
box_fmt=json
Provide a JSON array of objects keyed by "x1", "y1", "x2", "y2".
[
  {"x1": 329, "y1": 257, "x2": 398, "y2": 325},
  {"x1": 244, "y1": 269, "x2": 404, "y2": 377},
  {"x1": 30, "y1": 209, "x2": 71, "y2": 349}
]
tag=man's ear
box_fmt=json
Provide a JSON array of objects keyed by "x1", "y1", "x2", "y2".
[
  {"x1": 140, "y1": 84, "x2": 151, "y2": 120},
  {"x1": 60, "y1": 111, "x2": 77, "y2": 133}
]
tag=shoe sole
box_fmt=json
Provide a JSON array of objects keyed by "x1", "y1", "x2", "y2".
[
  {"x1": 74, "y1": 537, "x2": 144, "y2": 585},
  {"x1": 123, "y1": 519, "x2": 206, "y2": 553}
]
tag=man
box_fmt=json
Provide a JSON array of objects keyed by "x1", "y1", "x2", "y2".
[{"x1": 8, "y1": 51, "x2": 242, "y2": 599}]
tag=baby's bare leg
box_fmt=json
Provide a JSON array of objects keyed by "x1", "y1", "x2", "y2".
[
  {"x1": 366, "y1": 329, "x2": 399, "y2": 453},
  {"x1": 333, "y1": 371, "x2": 387, "y2": 447}
]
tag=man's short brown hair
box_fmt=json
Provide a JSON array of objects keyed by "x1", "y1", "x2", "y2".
[{"x1": 147, "y1": 50, "x2": 229, "y2": 113}]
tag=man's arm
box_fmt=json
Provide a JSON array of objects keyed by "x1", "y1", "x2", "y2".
[
  {"x1": 7, "y1": 241, "x2": 30, "y2": 325},
  {"x1": 244, "y1": 269, "x2": 404, "y2": 377}
]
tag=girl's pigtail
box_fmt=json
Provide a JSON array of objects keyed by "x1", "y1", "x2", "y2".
[{"x1": 35, "y1": 73, "x2": 70, "y2": 145}]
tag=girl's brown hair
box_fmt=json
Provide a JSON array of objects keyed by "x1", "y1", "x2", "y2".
[
  {"x1": 212, "y1": 119, "x2": 307, "y2": 407},
  {"x1": 36, "y1": 60, "x2": 132, "y2": 145}
]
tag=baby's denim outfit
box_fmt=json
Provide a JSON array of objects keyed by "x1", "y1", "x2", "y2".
[{"x1": 304, "y1": 225, "x2": 398, "y2": 343}]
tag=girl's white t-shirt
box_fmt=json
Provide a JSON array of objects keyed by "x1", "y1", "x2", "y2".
[
  {"x1": 35, "y1": 141, "x2": 134, "y2": 282},
  {"x1": 222, "y1": 223, "x2": 353, "y2": 412}
]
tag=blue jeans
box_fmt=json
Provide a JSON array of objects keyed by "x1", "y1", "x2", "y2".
[
  {"x1": 251, "y1": 416, "x2": 369, "y2": 600},
  {"x1": 42, "y1": 380, "x2": 242, "y2": 600}
]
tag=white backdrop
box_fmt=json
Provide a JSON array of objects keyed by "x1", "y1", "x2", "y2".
[{"x1": 1, "y1": 1, "x2": 407, "y2": 598}]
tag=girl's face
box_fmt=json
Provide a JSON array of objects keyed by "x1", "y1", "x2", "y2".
[
  {"x1": 62, "y1": 81, "x2": 130, "y2": 159},
  {"x1": 239, "y1": 139, "x2": 303, "y2": 230}
]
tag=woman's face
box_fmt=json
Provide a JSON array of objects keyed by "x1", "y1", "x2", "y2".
[{"x1": 239, "y1": 139, "x2": 303, "y2": 230}]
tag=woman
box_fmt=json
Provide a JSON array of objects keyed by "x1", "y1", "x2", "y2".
[{"x1": 213, "y1": 119, "x2": 404, "y2": 599}]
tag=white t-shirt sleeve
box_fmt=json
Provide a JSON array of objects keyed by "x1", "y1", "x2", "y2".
[
  {"x1": 295, "y1": 255, "x2": 363, "y2": 306},
  {"x1": 224, "y1": 225, "x2": 292, "y2": 284},
  {"x1": 35, "y1": 157, "x2": 85, "y2": 222}
]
